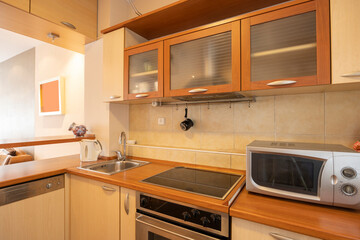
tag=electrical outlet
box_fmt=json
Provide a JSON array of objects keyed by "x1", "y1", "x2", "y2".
[{"x1": 158, "y1": 117, "x2": 165, "y2": 125}]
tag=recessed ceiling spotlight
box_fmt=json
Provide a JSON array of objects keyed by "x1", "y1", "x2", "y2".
[{"x1": 47, "y1": 32, "x2": 60, "y2": 42}]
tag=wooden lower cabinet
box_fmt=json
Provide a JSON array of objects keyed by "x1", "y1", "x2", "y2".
[
  {"x1": 232, "y1": 218, "x2": 321, "y2": 240},
  {"x1": 70, "y1": 175, "x2": 120, "y2": 240},
  {"x1": 0, "y1": 189, "x2": 64, "y2": 240},
  {"x1": 121, "y1": 187, "x2": 137, "y2": 240}
]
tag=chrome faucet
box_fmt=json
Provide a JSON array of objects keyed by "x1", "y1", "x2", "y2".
[{"x1": 115, "y1": 132, "x2": 127, "y2": 161}]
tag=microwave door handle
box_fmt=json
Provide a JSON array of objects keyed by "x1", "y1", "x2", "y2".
[
  {"x1": 290, "y1": 157, "x2": 308, "y2": 191},
  {"x1": 136, "y1": 215, "x2": 196, "y2": 240}
]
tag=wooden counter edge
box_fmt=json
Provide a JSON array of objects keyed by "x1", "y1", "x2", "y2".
[{"x1": 0, "y1": 134, "x2": 95, "y2": 148}]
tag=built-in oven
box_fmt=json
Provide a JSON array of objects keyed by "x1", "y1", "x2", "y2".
[{"x1": 136, "y1": 192, "x2": 229, "y2": 240}]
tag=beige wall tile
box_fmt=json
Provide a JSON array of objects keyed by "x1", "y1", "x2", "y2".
[
  {"x1": 146, "y1": 131, "x2": 174, "y2": 146},
  {"x1": 195, "y1": 152, "x2": 231, "y2": 168},
  {"x1": 172, "y1": 105, "x2": 201, "y2": 132},
  {"x1": 234, "y1": 96, "x2": 275, "y2": 133},
  {"x1": 230, "y1": 155, "x2": 246, "y2": 170},
  {"x1": 129, "y1": 104, "x2": 150, "y2": 131},
  {"x1": 171, "y1": 131, "x2": 201, "y2": 149},
  {"x1": 234, "y1": 133, "x2": 275, "y2": 153},
  {"x1": 129, "y1": 130, "x2": 173, "y2": 146},
  {"x1": 200, "y1": 132, "x2": 234, "y2": 150},
  {"x1": 275, "y1": 93, "x2": 325, "y2": 135},
  {"x1": 167, "y1": 150, "x2": 196, "y2": 164},
  {"x1": 325, "y1": 91, "x2": 360, "y2": 136},
  {"x1": 275, "y1": 134, "x2": 324, "y2": 144},
  {"x1": 200, "y1": 103, "x2": 234, "y2": 133},
  {"x1": 325, "y1": 135, "x2": 360, "y2": 149},
  {"x1": 127, "y1": 146, "x2": 169, "y2": 160},
  {"x1": 129, "y1": 130, "x2": 150, "y2": 145},
  {"x1": 149, "y1": 105, "x2": 173, "y2": 131}
]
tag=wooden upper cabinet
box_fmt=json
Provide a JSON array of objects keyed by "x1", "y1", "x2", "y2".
[
  {"x1": 331, "y1": 0, "x2": 360, "y2": 84},
  {"x1": 164, "y1": 21, "x2": 240, "y2": 97},
  {"x1": 30, "y1": 0, "x2": 97, "y2": 39},
  {"x1": 124, "y1": 41, "x2": 164, "y2": 100},
  {"x1": 103, "y1": 28, "x2": 125, "y2": 102},
  {"x1": 241, "y1": 0, "x2": 330, "y2": 91},
  {"x1": 1, "y1": 0, "x2": 29, "y2": 12}
]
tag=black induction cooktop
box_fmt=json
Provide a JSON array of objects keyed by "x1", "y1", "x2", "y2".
[{"x1": 141, "y1": 166, "x2": 244, "y2": 199}]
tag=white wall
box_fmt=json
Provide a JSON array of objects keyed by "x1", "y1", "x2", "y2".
[
  {"x1": 34, "y1": 44, "x2": 85, "y2": 159},
  {"x1": 0, "y1": 48, "x2": 35, "y2": 154},
  {"x1": 84, "y1": 38, "x2": 129, "y2": 157}
]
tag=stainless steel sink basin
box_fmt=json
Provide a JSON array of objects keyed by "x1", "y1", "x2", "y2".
[{"x1": 78, "y1": 159, "x2": 149, "y2": 175}]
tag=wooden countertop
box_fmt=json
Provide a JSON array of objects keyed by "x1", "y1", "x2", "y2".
[
  {"x1": 230, "y1": 189, "x2": 360, "y2": 240},
  {"x1": 0, "y1": 155, "x2": 80, "y2": 188},
  {"x1": 1, "y1": 155, "x2": 359, "y2": 240},
  {"x1": 67, "y1": 157, "x2": 246, "y2": 213}
]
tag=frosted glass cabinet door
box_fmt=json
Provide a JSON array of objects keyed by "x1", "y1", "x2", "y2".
[
  {"x1": 124, "y1": 41, "x2": 163, "y2": 100},
  {"x1": 164, "y1": 21, "x2": 240, "y2": 97},
  {"x1": 241, "y1": 0, "x2": 330, "y2": 91}
]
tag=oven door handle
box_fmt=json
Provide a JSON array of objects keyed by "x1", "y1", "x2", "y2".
[{"x1": 136, "y1": 214, "x2": 196, "y2": 240}]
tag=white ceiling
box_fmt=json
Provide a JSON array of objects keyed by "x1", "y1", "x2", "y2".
[{"x1": 0, "y1": 28, "x2": 43, "y2": 63}]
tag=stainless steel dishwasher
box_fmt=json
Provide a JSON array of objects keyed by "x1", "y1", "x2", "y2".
[{"x1": 0, "y1": 175, "x2": 65, "y2": 240}]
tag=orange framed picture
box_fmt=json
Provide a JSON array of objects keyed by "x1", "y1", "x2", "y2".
[{"x1": 39, "y1": 76, "x2": 65, "y2": 116}]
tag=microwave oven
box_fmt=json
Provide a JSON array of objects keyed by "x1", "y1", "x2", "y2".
[{"x1": 246, "y1": 140, "x2": 360, "y2": 209}]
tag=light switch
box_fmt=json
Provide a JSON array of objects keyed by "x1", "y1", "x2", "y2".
[{"x1": 158, "y1": 117, "x2": 165, "y2": 125}]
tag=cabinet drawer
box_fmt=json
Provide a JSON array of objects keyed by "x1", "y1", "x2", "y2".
[{"x1": 232, "y1": 218, "x2": 322, "y2": 240}]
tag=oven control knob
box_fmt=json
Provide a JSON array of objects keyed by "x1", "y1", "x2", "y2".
[
  {"x1": 200, "y1": 217, "x2": 210, "y2": 227},
  {"x1": 140, "y1": 197, "x2": 149, "y2": 207},
  {"x1": 182, "y1": 212, "x2": 191, "y2": 221},
  {"x1": 341, "y1": 184, "x2": 357, "y2": 196},
  {"x1": 341, "y1": 167, "x2": 357, "y2": 179},
  {"x1": 210, "y1": 214, "x2": 221, "y2": 223},
  {"x1": 191, "y1": 209, "x2": 200, "y2": 217}
]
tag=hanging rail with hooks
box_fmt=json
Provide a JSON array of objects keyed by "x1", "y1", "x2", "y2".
[{"x1": 151, "y1": 97, "x2": 256, "y2": 108}]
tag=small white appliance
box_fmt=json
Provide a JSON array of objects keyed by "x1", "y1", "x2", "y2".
[
  {"x1": 79, "y1": 139, "x2": 102, "y2": 161},
  {"x1": 246, "y1": 140, "x2": 360, "y2": 209}
]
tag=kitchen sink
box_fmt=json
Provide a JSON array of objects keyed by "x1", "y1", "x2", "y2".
[{"x1": 78, "y1": 159, "x2": 149, "y2": 175}]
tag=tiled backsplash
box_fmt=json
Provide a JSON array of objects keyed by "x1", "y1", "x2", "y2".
[{"x1": 128, "y1": 90, "x2": 360, "y2": 169}]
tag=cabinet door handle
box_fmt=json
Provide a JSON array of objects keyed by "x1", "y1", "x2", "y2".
[
  {"x1": 269, "y1": 232, "x2": 295, "y2": 240},
  {"x1": 124, "y1": 193, "x2": 129, "y2": 215},
  {"x1": 267, "y1": 80, "x2": 297, "y2": 86},
  {"x1": 341, "y1": 72, "x2": 360, "y2": 77},
  {"x1": 188, "y1": 88, "x2": 208, "y2": 93},
  {"x1": 110, "y1": 95, "x2": 121, "y2": 100},
  {"x1": 102, "y1": 186, "x2": 116, "y2": 192},
  {"x1": 61, "y1": 21, "x2": 76, "y2": 30},
  {"x1": 135, "y1": 93, "x2": 149, "y2": 98}
]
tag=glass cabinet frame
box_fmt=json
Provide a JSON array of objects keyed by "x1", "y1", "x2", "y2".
[
  {"x1": 124, "y1": 41, "x2": 164, "y2": 100},
  {"x1": 240, "y1": 0, "x2": 330, "y2": 91},
  {"x1": 164, "y1": 21, "x2": 241, "y2": 97}
]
